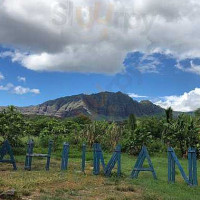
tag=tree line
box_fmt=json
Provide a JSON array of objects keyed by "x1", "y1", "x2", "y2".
[{"x1": 0, "y1": 106, "x2": 200, "y2": 157}]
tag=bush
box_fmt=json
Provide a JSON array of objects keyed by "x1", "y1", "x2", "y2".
[
  {"x1": 148, "y1": 139, "x2": 166, "y2": 155},
  {"x1": 39, "y1": 131, "x2": 64, "y2": 150}
]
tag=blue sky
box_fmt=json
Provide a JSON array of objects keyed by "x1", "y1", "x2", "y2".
[{"x1": 1, "y1": 0, "x2": 200, "y2": 112}]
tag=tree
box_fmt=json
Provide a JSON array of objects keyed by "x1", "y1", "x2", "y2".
[
  {"x1": 39, "y1": 119, "x2": 67, "y2": 149},
  {"x1": 164, "y1": 114, "x2": 199, "y2": 157},
  {"x1": 103, "y1": 122, "x2": 122, "y2": 150},
  {"x1": 73, "y1": 114, "x2": 92, "y2": 126},
  {"x1": 195, "y1": 108, "x2": 200, "y2": 118},
  {"x1": 121, "y1": 117, "x2": 163, "y2": 154},
  {"x1": 83, "y1": 121, "x2": 108, "y2": 148},
  {"x1": 0, "y1": 106, "x2": 25, "y2": 146},
  {"x1": 165, "y1": 107, "x2": 173, "y2": 123},
  {"x1": 128, "y1": 114, "x2": 137, "y2": 130}
]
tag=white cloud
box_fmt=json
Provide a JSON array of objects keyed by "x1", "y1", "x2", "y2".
[
  {"x1": 0, "y1": 83, "x2": 14, "y2": 91},
  {"x1": 136, "y1": 54, "x2": 160, "y2": 73},
  {"x1": 0, "y1": 83, "x2": 40, "y2": 95},
  {"x1": 29, "y1": 88, "x2": 40, "y2": 94},
  {"x1": 17, "y1": 76, "x2": 26, "y2": 82},
  {"x1": 0, "y1": 72, "x2": 5, "y2": 81},
  {"x1": 13, "y1": 86, "x2": 40, "y2": 95},
  {"x1": 128, "y1": 93, "x2": 148, "y2": 98},
  {"x1": 155, "y1": 88, "x2": 200, "y2": 112},
  {"x1": 0, "y1": 0, "x2": 200, "y2": 73},
  {"x1": 176, "y1": 61, "x2": 200, "y2": 75}
]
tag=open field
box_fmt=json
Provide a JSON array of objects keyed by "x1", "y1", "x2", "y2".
[{"x1": 1, "y1": 147, "x2": 200, "y2": 200}]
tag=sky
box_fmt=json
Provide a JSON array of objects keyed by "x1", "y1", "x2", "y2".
[{"x1": 0, "y1": 0, "x2": 200, "y2": 112}]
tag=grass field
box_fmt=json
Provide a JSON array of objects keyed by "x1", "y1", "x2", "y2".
[{"x1": 0, "y1": 147, "x2": 200, "y2": 200}]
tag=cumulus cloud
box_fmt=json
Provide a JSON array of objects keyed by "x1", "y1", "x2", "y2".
[
  {"x1": 0, "y1": 83, "x2": 40, "y2": 95},
  {"x1": 13, "y1": 86, "x2": 40, "y2": 95},
  {"x1": 155, "y1": 88, "x2": 200, "y2": 112},
  {"x1": 0, "y1": 72, "x2": 5, "y2": 80},
  {"x1": 128, "y1": 93, "x2": 148, "y2": 98},
  {"x1": 0, "y1": 0, "x2": 200, "y2": 73},
  {"x1": 17, "y1": 76, "x2": 26, "y2": 82}
]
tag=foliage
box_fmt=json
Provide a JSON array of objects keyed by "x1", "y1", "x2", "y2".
[
  {"x1": 0, "y1": 106, "x2": 25, "y2": 146},
  {"x1": 195, "y1": 108, "x2": 200, "y2": 118},
  {"x1": 121, "y1": 117, "x2": 165, "y2": 155},
  {"x1": 164, "y1": 114, "x2": 199, "y2": 156},
  {"x1": 165, "y1": 107, "x2": 173, "y2": 123},
  {"x1": 39, "y1": 119, "x2": 67, "y2": 150},
  {"x1": 82, "y1": 121, "x2": 108, "y2": 147},
  {"x1": 102, "y1": 122, "x2": 122, "y2": 150},
  {"x1": 127, "y1": 114, "x2": 137, "y2": 131},
  {"x1": 0, "y1": 106, "x2": 200, "y2": 157}
]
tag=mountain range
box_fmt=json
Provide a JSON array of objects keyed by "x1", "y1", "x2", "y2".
[{"x1": 0, "y1": 91, "x2": 165, "y2": 120}]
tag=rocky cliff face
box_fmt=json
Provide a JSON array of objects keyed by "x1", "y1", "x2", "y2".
[{"x1": 11, "y1": 91, "x2": 164, "y2": 120}]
